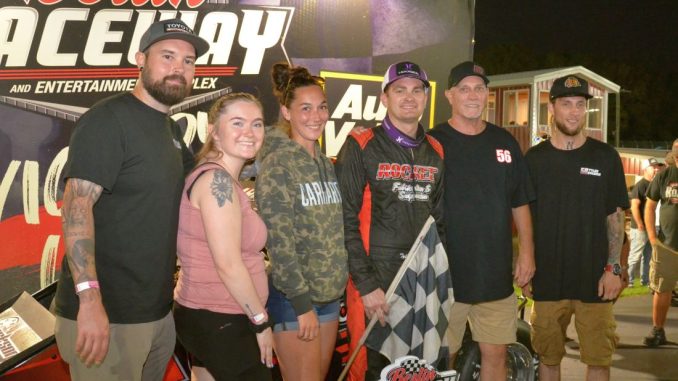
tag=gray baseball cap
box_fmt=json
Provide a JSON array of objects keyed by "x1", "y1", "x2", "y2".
[{"x1": 139, "y1": 18, "x2": 209, "y2": 57}]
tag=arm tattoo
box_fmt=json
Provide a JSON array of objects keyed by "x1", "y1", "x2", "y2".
[
  {"x1": 71, "y1": 239, "x2": 95, "y2": 283},
  {"x1": 606, "y1": 208, "x2": 624, "y2": 264},
  {"x1": 62, "y1": 179, "x2": 103, "y2": 227},
  {"x1": 210, "y1": 169, "x2": 233, "y2": 207},
  {"x1": 244, "y1": 304, "x2": 255, "y2": 317},
  {"x1": 61, "y1": 178, "x2": 102, "y2": 284}
]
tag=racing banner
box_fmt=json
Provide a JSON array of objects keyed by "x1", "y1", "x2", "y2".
[{"x1": 0, "y1": 0, "x2": 473, "y2": 302}]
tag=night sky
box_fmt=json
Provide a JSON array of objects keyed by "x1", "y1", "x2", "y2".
[
  {"x1": 474, "y1": 0, "x2": 677, "y2": 74},
  {"x1": 474, "y1": 0, "x2": 678, "y2": 142}
]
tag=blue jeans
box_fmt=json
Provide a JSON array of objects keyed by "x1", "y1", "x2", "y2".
[
  {"x1": 628, "y1": 228, "x2": 652, "y2": 285},
  {"x1": 266, "y1": 285, "x2": 340, "y2": 332}
]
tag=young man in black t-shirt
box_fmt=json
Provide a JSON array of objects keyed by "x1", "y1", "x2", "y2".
[
  {"x1": 526, "y1": 75, "x2": 628, "y2": 381},
  {"x1": 429, "y1": 61, "x2": 535, "y2": 380},
  {"x1": 53, "y1": 19, "x2": 206, "y2": 380},
  {"x1": 643, "y1": 139, "x2": 678, "y2": 347}
]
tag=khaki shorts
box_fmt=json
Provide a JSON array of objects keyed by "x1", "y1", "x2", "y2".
[
  {"x1": 530, "y1": 300, "x2": 616, "y2": 367},
  {"x1": 447, "y1": 293, "x2": 517, "y2": 353},
  {"x1": 55, "y1": 312, "x2": 175, "y2": 381},
  {"x1": 650, "y1": 242, "x2": 678, "y2": 293}
]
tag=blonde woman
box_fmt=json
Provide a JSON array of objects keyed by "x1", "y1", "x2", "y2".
[{"x1": 174, "y1": 93, "x2": 273, "y2": 380}]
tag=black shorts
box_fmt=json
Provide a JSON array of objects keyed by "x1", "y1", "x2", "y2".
[{"x1": 173, "y1": 302, "x2": 272, "y2": 381}]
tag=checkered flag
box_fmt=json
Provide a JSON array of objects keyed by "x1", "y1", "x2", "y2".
[
  {"x1": 399, "y1": 357, "x2": 421, "y2": 373},
  {"x1": 368, "y1": 216, "x2": 453, "y2": 365},
  {"x1": 379, "y1": 355, "x2": 459, "y2": 381}
]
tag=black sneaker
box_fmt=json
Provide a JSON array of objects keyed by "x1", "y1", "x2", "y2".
[{"x1": 644, "y1": 327, "x2": 668, "y2": 347}]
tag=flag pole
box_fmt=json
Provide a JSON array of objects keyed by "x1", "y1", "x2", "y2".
[
  {"x1": 337, "y1": 315, "x2": 378, "y2": 381},
  {"x1": 337, "y1": 216, "x2": 436, "y2": 381}
]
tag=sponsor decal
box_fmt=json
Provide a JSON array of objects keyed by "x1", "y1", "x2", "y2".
[
  {"x1": 379, "y1": 355, "x2": 457, "y2": 381},
  {"x1": 375, "y1": 163, "x2": 437, "y2": 202},
  {"x1": 579, "y1": 167, "x2": 601, "y2": 177},
  {"x1": 665, "y1": 182, "x2": 678, "y2": 203},
  {"x1": 394, "y1": 62, "x2": 421, "y2": 77},
  {"x1": 164, "y1": 22, "x2": 194, "y2": 34},
  {"x1": 564, "y1": 76, "x2": 582, "y2": 88},
  {"x1": 376, "y1": 163, "x2": 438, "y2": 183},
  {"x1": 495, "y1": 149, "x2": 512, "y2": 163}
]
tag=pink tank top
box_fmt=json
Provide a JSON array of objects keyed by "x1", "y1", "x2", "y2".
[{"x1": 174, "y1": 163, "x2": 268, "y2": 314}]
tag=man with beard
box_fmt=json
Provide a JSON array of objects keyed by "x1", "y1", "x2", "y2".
[
  {"x1": 53, "y1": 19, "x2": 208, "y2": 380},
  {"x1": 525, "y1": 75, "x2": 628, "y2": 381},
  {"x1": 429, "y1": 61, "x2": 535, "y2": 380}
]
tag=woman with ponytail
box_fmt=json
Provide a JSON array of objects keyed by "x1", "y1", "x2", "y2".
[{"x1": 256, "y1": 63, "x2": 348, "y2": 380}]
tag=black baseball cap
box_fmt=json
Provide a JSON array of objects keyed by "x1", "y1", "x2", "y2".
[
  {"x1": 448, "y1": 61, "x2": 489, "y2": 88},
  {"x1": 549, "y1": 75, "x2": 593, "y2": 101},
  {"x1": 139, "y1": 18, "x2": 210, "y2": 57},
  {"x1": 382, "y1": 61, "x2": 430, "y2": 91}
]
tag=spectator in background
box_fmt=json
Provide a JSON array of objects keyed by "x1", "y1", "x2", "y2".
[
  {"x1": 643, "y1": 138, "x2": 678, "y2": 347},
  {"x1": 173, "y1": 93, "x2": 273, "y2": 380},
  {"x1": 256, "y1": 62, "x2": 347, "y2": 381},
  {"x1": 628, "y1": 158, "x2": 663, "y2": 287}
]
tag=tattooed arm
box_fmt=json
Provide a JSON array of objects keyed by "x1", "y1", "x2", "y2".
[
  {"x1": 598, "y1": 207, "x2": 624, "y2": 300},
  {"x1": 190, "y1": 168, "x2": 273, "y2": 366},
  {"x1": 61, "y1": 178, "x2": 109, "y2": 366},
  {"x1": 606, "y1": 207, "x2": 625, "y2": 265}
]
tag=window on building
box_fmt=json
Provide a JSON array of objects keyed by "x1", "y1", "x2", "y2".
[
  {"x1": 538, "y1": 91, "x2": 551, "y2": 137},
  {"x1": 483, "y1": 90, "x2": 496, "y2": 124},
  {"x1": 502, "y1": 89, "x2": 529, "y2": 126},
  {"x1": 587, "y1": 96, "x2": 602, "y2": 129},
  {"x1": 538, "y1": 91, "x2": 550, "y2": 127}
]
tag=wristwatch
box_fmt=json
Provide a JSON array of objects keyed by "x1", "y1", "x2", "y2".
[{"x1": 604, "y1": 263, "x2": 622, "y2": 276}]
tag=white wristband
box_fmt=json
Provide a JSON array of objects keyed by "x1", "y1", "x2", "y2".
[
  {"x1": 75, "y1": 281, "x2": 100, "y2": 294},
  {"x1": 251, "y1": 312, "x2": 267, "y2": 324}
]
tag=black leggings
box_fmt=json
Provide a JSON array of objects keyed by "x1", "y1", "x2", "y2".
[{"x1": 173, "y1": 302, "x2": 272, "y2": 381}]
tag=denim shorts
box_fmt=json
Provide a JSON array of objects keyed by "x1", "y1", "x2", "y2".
[{"x1": 266, "y1": 285, "x2": 340, "y2": 332}]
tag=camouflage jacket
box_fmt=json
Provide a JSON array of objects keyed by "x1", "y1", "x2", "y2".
[{"x1": 255, "y1": 127, "x2": 348, "y2": 315}]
